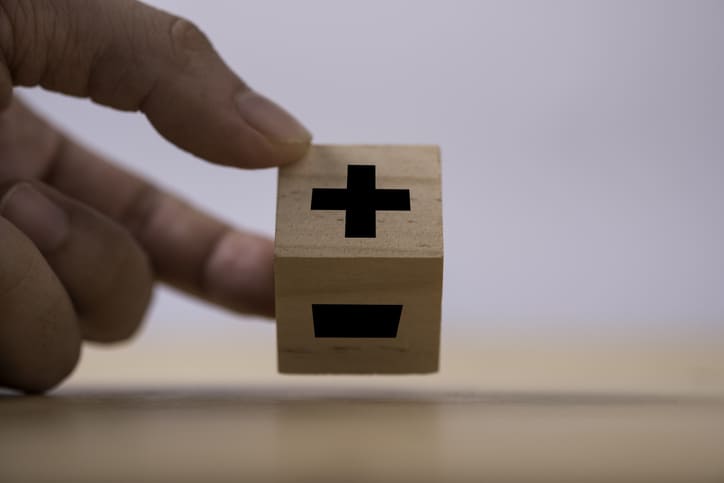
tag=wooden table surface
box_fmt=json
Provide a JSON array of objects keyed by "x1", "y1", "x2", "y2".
[{"x1": 1, "y1": 326, "x2": 723, "y2": 483}]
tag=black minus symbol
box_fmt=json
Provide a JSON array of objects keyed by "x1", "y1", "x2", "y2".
[{"x1": 312, "y1": 304, "x2": 403, "y2": 338}]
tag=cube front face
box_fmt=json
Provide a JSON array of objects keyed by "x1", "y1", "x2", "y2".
[
  {"x1": 274, "y1": 145, "x2": 443, "y2": 374},
  {"x1": 276, "y1": 258, "x2": 442, "y2": 373}
]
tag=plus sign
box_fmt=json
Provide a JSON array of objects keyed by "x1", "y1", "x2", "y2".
[{"x1": 311, "y1": 165, "x2": 411, "y2": 238}]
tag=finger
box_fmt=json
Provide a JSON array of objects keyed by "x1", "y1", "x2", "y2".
[
  {"x1": 4, "y1": 98, "x2": 275, "y2": 317},
  {"x1": 0, "y1": 217, "x2": 80, "y2": 393},
  {"x1": 51, "y1": 140, "x2": 276, "y2": 317},
  {"x1": 0, "y1": 180, "x2": 153, "y2": 342},
  {"x1": 0, "y1": 0, "x2": 311, "y2": 167}
]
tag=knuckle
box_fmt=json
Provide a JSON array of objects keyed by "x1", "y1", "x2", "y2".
[
  {"x1": 169, "y1": 17, "x2": 211, "y2": 52},
  {"x1": 167, "y1": 16, "x2": 214, "y2": 70},
  {"x1": 0, "y1": 0, "x2": 45, "y2": 82},
  {"x1": 0, "y1": 1, "x2": 14, "y2": 65},
  {"x1": 117, "y1": 181, "x2": 163, "y2": 240},
  {"x1": 0, "y1": 0, "x2": 25, "y2": 71},
  {"x1": 0, "y1": 0, "x2": 79, "y2": 89}
]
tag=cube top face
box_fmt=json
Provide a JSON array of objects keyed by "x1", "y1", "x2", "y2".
[{"x1": 275, "y1": 145, "x2": 442, "y2": 259}]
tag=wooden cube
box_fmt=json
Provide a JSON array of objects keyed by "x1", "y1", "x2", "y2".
[{"x1": 274, "y1": 145, "x2": 443, "y2": 374}]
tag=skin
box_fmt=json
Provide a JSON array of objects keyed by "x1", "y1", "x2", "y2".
[{"x1": 0, "y1": 0, "x2": 312, "y2": 393}]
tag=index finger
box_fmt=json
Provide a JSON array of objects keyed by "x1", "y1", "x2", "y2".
[{"x1": 0, "y1": 0, "x2": 311, "y2": 168}]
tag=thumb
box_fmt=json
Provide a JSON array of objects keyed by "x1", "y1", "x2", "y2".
[{"x1": 0, "y1": 0, "x2": 311, "y2": 168}]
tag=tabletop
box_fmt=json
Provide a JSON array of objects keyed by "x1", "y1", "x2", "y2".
[{"x1": 1, "y1": 325, "x2": 723, "y2": 483}]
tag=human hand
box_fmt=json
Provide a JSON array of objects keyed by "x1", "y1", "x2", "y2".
[{"x1": 0, "y1": 0, "x2": 311, "y2": 392}]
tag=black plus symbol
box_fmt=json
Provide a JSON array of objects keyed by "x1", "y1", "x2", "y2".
[{"x1": 311, "y1": 165, "x2": 411, "y2": 238}]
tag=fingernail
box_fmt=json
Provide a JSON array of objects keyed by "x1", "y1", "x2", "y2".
[
  {"x1": 235, "y1": 90, "x2": 312, "y2": 144},
  {"x1": 0, "y1": 183, "x2": 69, "y2": 252}
]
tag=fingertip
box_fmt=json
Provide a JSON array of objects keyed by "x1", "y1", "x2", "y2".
[
  {"x1": 235, "y1": 90, "x2": 312, "y2": 146},
  {"x1": 245, "y1": 136, "x2": 312, "y2": 170},
  {"x1": 233, "y1": 90, "x2": 312, "y2": 168},
  {"x1": 202, "y1": 230, "x2": 275, "y2": 317},
  {"x1": 141, "y1": 83, "x2": 311, "y2": 170},
  {"x1": 274, "y1": 137, "x2": 314, "y2": 166}
]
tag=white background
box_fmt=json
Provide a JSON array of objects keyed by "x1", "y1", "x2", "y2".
[{"x1": 21, "y1": 0, "x2": 724, "y2": 337}]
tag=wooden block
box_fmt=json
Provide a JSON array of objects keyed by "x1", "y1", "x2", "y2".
[{"x1": 274, "y1": 145, "x2": 443, "y2": 374}]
